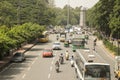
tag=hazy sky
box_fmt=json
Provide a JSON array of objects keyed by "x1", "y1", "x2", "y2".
[{"x1": 54, "y1": 0, "x2": 99, "y2": 8}]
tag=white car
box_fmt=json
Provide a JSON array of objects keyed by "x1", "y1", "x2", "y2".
[{"x1": 52, "y1": 42, "x2": 61, "y2": 50}]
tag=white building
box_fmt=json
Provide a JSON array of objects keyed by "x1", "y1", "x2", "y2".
[{"x1": 79, "y1": 7, "x2": 86, "y2": 28}]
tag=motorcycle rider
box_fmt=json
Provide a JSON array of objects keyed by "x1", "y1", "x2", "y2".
[
  {"x1": 59, "y1": 53, "x2": 64, "y2": 64},
  {"x1": 70, "y1": 55, "x2": 74, "y2": 67},
  {"x1": 56, "y1": 35, "x2": 59, "y2": 40},
  {"x1": 65, "y1": 50, "x2": 69, "y2": 60},
  {"x1": 55, "y1": 61, "x2": 60, "y2": 72}
]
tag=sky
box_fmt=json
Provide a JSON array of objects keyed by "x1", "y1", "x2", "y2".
[{"x1": 54, "y1": 0, "x2": 99, "y2": 9}]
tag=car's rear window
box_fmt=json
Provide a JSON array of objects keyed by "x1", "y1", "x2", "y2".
[
  {"x1": 14, "y1": 53, "x2": 22, "y2": 57},
  {"x1": 54, "y1": 42, "x2": 60, "y2": 45}
]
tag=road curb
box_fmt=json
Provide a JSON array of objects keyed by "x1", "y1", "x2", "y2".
[{"x1": 0, "y1": 41, "x2": 37, "y2": 72}]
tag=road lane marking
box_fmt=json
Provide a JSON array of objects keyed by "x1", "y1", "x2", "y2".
[
  {"x1": 0, "y1": 64, "x2": 13, "y2": 73},
  {"x1": 27, "y1": 67, "x2": 31, "y2": 71},
  {"x1": 35, "y1": 57, "x2": 38, "y2": 60},
  {"x1": 32, "y1": 61, "x2": 35, "y2": 65},
  {"x1": 48, "y1": 73, "x2": 51, "y2": 79},
  {"x1": 51, "y1": 61, "x2": 54, "y2": 64},
  {"x1": 22, "y1": 74, "x2": 26, "y2": 79},
  {"x1": 50, "y1": 66, "x2": 52, "y2": 71}
]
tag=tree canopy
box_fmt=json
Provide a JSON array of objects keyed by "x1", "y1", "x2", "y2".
[{"x1": 86, "y1": 0, "x2": 120, "y2": 39}]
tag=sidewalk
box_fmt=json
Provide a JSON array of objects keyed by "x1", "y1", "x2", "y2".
[{"x1": 0, "y1": 41, "x2": 37, "y2": 71}]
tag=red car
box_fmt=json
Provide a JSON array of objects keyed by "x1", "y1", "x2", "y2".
[{"x1": 42, "y1": 48, "x2": 53, "y2": 57}]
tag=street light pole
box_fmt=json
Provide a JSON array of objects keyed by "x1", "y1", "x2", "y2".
[{"x1": 67, "y1": 0, "x2": 70, "y2": 26}]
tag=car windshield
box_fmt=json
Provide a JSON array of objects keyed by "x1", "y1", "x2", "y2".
[
  {"x1": 85, "y1": 65, "x2": 110, "y2": 78},
  {"x1": 54, "y1": 42, "x2": 60, "y2": 45},
  {"x1": 44, "y1": 49, "x2": 52, "y2": 52}
]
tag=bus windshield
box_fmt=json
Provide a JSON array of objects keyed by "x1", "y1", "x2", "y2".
[{"x1": 85, "y1": 65, "x2": 110, "y2": 79}]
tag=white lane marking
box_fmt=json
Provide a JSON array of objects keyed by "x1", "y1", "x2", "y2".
[
  {"x1": 35, "y1": 57, "x2": 38, "y2": 60},
  {"x1": 50, "y1": 66, "x2": 52, "y2": 71},
  {"x1": 0, "y1": 64, "x2": 13, "y2": 73},
  {"x1": 51, "y1": 61, "x2": 54, "y2": 65},
  {"x1": 27, "y1": 67, "x2": 31, "y2": 71},
  {"x1": 48, "y1": 73, "x2": 51, "y2": 79},
  {"x1": 22, "y1": 74, "x2": 26, "y2": 79},
  {"x1": 32, "y1": 61, "x2": 35, "y2": 65},
  {"x1": 31, "y1": 57, "x2": 38, "y2": 65}
]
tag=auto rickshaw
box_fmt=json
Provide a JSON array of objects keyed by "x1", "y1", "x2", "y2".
[{"x1": 64, "y1": 40, "x2": 69, "y2": 47}]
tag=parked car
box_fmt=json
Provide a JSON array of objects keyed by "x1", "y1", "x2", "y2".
[
  {"x1": 52, "y1": 41, "x2": 61, "y2": 50},
  {"x1": 11, "y1": 52, "x2": 25, "y2": 62},
  {"x1": 42, "y1": 48, "x2": 53, "y2": 57}
]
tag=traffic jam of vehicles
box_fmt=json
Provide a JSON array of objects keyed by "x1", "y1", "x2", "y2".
[
  {"x1": 0, "y1": 27, "x2": 117, "y2": 80},
  {"x1": 43, "y1": 26, "x2": 113, "y2": 80}
]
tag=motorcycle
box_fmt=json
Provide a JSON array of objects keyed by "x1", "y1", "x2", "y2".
[
  {"x1": 70, "y1": 59, "x2": 74, "y2": 67},
  {"x1": 59, "y1": 57, "x2": 64, "y2": 64}
]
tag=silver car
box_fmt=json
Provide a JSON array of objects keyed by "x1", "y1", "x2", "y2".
[
  {"x1": 11, "y1": 52, "x2": 25, "y2": 62},
  {"x1": 52, "y1": 42, "x2": 61, "y2": 50}
]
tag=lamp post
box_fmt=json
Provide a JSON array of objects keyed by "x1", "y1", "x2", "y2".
[{"x1": 67, "y1": 0, "x2": 70, "y2": 26}]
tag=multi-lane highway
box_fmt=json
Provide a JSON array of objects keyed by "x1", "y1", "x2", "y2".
[
  {"x1": 0, "y1": 34, "x2": 77, "y2": 80},
  {"x1": 0, "y1": 33, "x2": 117, "y2": 80}
]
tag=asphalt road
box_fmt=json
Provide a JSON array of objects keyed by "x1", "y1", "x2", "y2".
[
  {"x1": 0, "y1": 33, "x2": 117, "y2": 80},
  {"x1": 0, "y1": 34, "x2": 77, "y2": 80},
  {"x1": 77, "y1": 34, "x2": 116, "y2": 80}
]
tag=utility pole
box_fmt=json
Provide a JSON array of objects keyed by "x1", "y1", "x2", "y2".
[{"x1": 67, "y1": 0, "x2": 70, "y2": 26}]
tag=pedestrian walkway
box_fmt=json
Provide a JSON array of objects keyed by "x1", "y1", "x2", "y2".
[{"x1": 0, "y1": 41, "x2": 37, "y2": 71}]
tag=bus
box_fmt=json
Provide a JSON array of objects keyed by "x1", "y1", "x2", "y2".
[
  {"x1": 74, "y1": 49, "x2": 111, "y2": 80},
  {"x1": 39, "y1": 31, "x2": 49, "y2": 43},
  {"x1": 114, "y1": 56, "x2": 120, "y2": 79}
]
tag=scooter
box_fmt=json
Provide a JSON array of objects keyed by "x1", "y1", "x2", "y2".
[{"x1": 65, "y1": 54, "x2": 69, "y2": 60}]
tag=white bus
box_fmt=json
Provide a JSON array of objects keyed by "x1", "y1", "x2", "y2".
[{"x1": 74, "y1": 50, "x2": 111, "y2": 80}]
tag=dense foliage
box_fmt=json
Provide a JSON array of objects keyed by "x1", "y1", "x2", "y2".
[
  {"x1": 0, "y1": 23, "x2": 45, "y2": 59},
  {"x1": 54, "y1": 6, "x2": 81, "y2": 26},
  {"x1": 0, "y1": 0, "x2": 56, "y2": 26},
  {"x1": 86, "y1": 0, "x2": 120, "y2": 39}
]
